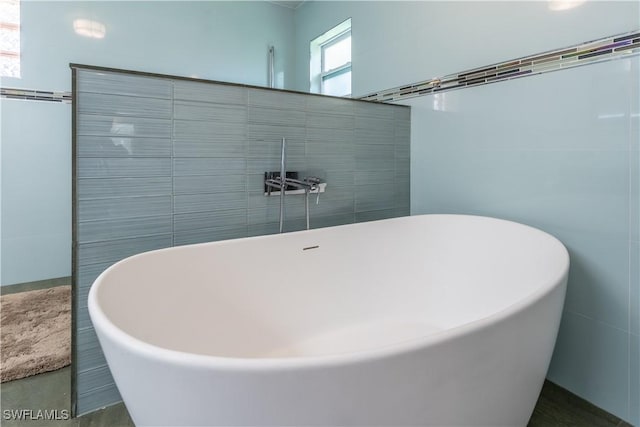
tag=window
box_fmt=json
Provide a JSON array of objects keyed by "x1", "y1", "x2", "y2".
[
  {"x1": 310, "y1": 18, "x2": 351, "y2": 97},
  {"x1": 0, "y1": 0, "x2": 20, "y2": 78}
]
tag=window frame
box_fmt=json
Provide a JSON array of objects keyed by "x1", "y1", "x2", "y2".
[
  {"x1": 319, "y1": 29, "x2": 352, "y2": 96},
  {"x1": 0, "y1": 0, "x2": 21, "y2": 78},
  {"x1": 309, "y1": 18, "x2": 352, "y2": 97}
]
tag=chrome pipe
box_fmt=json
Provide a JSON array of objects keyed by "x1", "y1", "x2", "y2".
[
  {"x1": 305, "y1": 189, "x2": 310, "y2": 230},
  {"x1": 268, "y1": 46, "x2": 275, "y2": 89},
  {"x1": 279, "y1": 137, "x2": 286, "y2": 233}
]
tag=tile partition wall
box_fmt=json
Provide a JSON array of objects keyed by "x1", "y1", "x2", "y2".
[{"x1": 71, "y1": 65, "x2": 410, "y2": 415}]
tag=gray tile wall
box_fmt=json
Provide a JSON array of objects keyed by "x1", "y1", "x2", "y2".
[{"x1": 73, "y1": 68, "x2": 410, "y2": 415}]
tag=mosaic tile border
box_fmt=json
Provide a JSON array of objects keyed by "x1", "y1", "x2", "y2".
[
  {"x1": 359, "y1": 30, "x2": 640, "y2": 102},
  {"x1": 1, "y1": 87, "x2": 72, "y2": 103}
]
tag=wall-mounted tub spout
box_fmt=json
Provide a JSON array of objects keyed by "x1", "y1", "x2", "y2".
[
  {"x1": 288, "y1": 177, "x2": 323, "y2": 230},
  {"x1": 264, "y1": 173, "x2": 326, "y2": 231},
  {"x1": 268, "y1": 46, "x2": 275, "y2": 89},
  {"x1": 264, "y1": 139, "x2": 326, "y2": 232}
]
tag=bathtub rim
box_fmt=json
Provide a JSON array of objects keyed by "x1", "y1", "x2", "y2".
[{"x1": 87, "y1": 214, "x2": 570, "y2": 372}]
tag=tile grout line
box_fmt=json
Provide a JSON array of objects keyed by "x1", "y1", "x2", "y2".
[{"x1": 562, "y1": 308, "x2": 633, "y2": 335}]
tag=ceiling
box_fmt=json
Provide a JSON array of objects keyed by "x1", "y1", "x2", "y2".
[{"x1": 268, "y1": 1, "x2": 306, "y2": 9}]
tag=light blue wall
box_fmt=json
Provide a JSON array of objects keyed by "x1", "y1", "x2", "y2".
[
  {"x1": 5, "y1": 1, "x2": 295, "y2": 91},
  {"x1": 1, "y1": 99, "x2": 72, "y2": 285},
  {"x1": 1, "y1": 1, "x2": 295, "y2": 285},
  {"x1": 293, "y1": 1, "x2": 637, "y2": 96},
  {"x1": 294, "y1": 1, "x2": 639, "y2": 424},
  {"x1": 406, "y1": 58, "x2": 639, "y2": 425}
]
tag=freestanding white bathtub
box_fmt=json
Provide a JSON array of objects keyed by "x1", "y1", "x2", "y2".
[{"x1": 88, "y1": 214, "x2": 569, "y2": 426}]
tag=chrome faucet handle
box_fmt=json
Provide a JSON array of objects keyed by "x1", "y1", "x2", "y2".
[
  {"x1": 313, "y1": 180, "x2": 321, "y2": 205},
  {"x1": 305, "y1": 176, "x2": 322, "y2": 185},
  {"x1": 304, "y1": 177, "x2": 323, "y2": 204}
]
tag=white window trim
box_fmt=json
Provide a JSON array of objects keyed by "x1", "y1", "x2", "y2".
[
  {"x1": 0, "y1": 0, "x2": 21, "y2": 78},
  {"x1": 320, "y1": 30, "x2": 351, "y2": 96},
  {"x1": 310, "y1": 18, "x2": 351, "y2": 96}
]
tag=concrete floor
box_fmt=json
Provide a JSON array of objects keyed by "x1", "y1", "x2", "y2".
[
  {"x1": 0, "y1": 366, "x2": 633, "y2": 426},
  {"x1": 0, "y1": 367, "x2": 133, "y2": 427},
  {"x1": 529, "y1": 381, "x2": 633, "y2": 427}
]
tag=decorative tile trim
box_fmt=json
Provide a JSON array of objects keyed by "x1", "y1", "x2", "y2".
[
  {"x1": 1, "y1": 87, "x2": 72, "y2": 103},
  {"x1": 359, "y1": 30, "x2": 640, "y2": 102}
]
